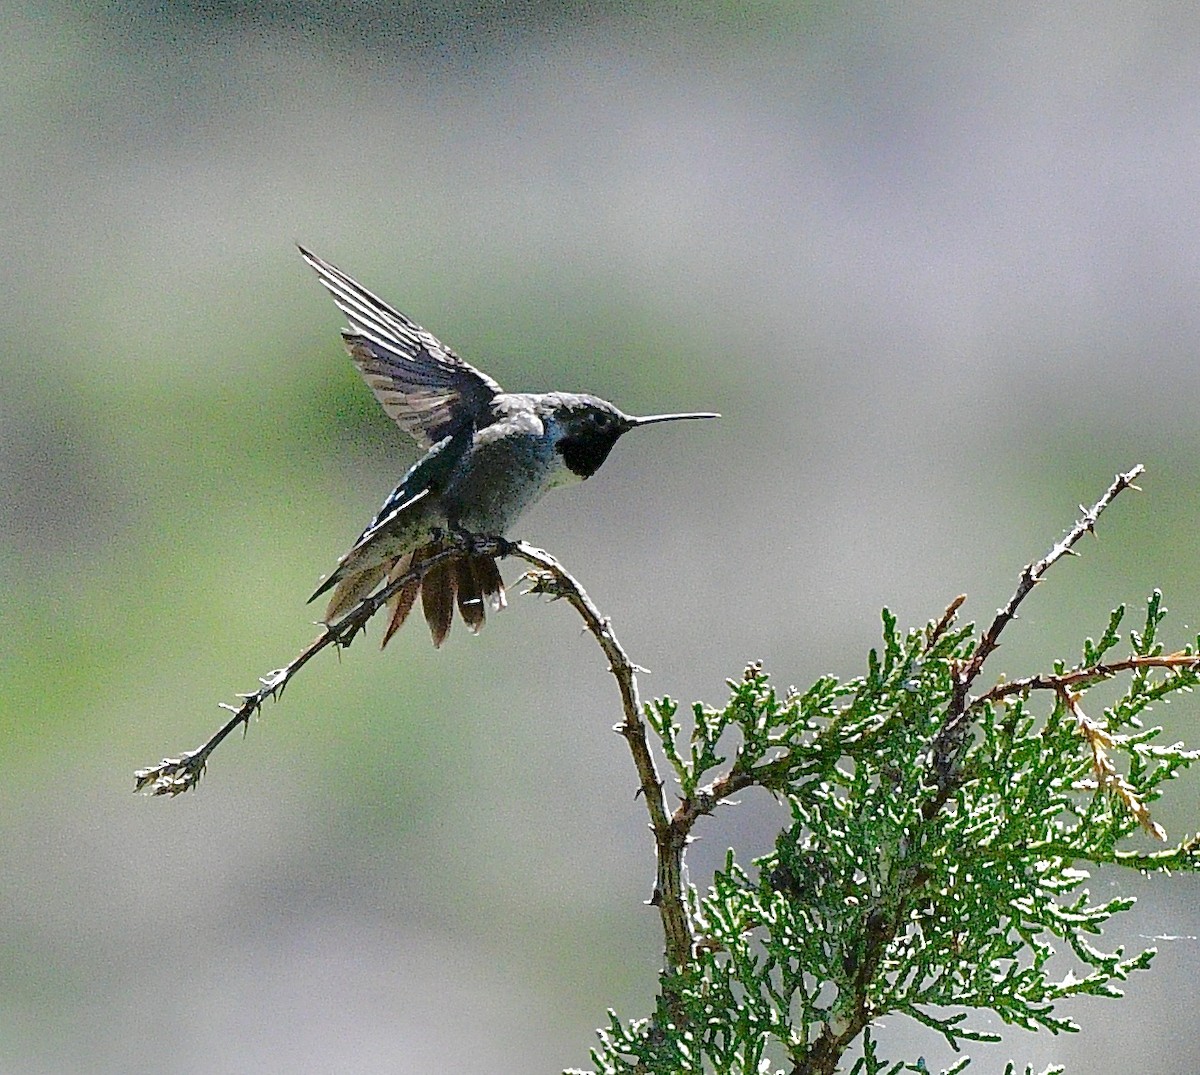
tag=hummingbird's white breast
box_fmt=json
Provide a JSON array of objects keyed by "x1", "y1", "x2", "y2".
[{"x1": 443, "y1": 405, "x2": 577, "y2": 535}]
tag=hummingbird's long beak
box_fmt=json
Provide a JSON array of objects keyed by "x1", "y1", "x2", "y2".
[{"x1": 629, "y1": 411, "x2": 721, "y2": 427}]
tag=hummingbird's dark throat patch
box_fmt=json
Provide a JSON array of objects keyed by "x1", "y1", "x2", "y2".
[{"x1": 557, "y1": 430, "x2": 623, "y2": 479}]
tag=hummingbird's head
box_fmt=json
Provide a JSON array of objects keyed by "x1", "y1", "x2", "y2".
[{"x1": 548, "y1": 393, "x2": 719, "y2": 480}]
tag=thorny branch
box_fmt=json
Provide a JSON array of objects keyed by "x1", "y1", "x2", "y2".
[
  {"x1": 975, "y1": 652, "x2": 1200, "y2": 706},
  {"x1": 927, "y1": 465, "x2": 1148, "y2": 807},
  {"x1": 520, "y1": 554, "x2": 693, "y2": 970},
  {"x1": 661, "y1": 468, "x2": 1173, "y2": 1001},
  {"x1": 959, "y1": 466, "x2": 1145, "y2": 707},
  {"x1": 134, "y1": 537, "x2": 511, "y2": 796},
  {"x1": 134, "y1": 535, "x2": 692, "y2": 970}
]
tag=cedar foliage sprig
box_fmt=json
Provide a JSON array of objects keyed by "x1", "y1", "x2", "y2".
[{"x1": 579, "y1": 467, "x2": 1199, "y2": 1074}]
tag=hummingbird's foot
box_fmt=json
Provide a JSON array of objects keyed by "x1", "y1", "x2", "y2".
[
  {"x1": 437, "y1": 526, "x2": 516, "y2": 558},
  {"x1": 428, "y1": 525, "x2": 479, "y2": 550},
  {"x1": 488, "y1": 534, "x2": 519, "y2": 558}
]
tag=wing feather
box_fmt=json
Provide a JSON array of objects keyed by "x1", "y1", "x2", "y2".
[{"x1": 299, "y1": 246, "x2": 501, "y2": 447}]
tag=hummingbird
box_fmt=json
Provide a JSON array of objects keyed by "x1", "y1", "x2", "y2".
[{"x1": 300, "y1": 246, "x2": 719, "y2": 647}]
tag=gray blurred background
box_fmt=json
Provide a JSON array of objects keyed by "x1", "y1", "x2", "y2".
[{"x1": 2, "y1": 2, "x2": 1198, "y2": 1072}]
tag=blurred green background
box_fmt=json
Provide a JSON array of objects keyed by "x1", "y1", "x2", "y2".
[{"x1": 2, "y1": 3, "x2": 1198, "y2": 1072}]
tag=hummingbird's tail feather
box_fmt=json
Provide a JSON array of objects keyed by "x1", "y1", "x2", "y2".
[
  {"x1": 452, "y1": 553, "x2": 507, "y2": 633},
  {"x1": 380, "y1": 551, "x2": 422, "y2": 649},
  {"x1": 322, "y1": 564, "x2": 388, "y2": 622},
  {"x1": 476, "y1": 555, "x2": 507, "y2": 613},
  {"x1": 422, "y1": 558, "x2": 457, "y2": 648},
  {"x1": 455, "y1": 557, "x2": 487, "y2": 633},
  {"x1": 325, "y1": 544, "x2": 508, "y2": 649}
]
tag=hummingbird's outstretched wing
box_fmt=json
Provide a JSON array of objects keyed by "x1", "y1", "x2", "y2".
[{"x1": 299, "y1": 246, "x2": 502, "y2": 448}]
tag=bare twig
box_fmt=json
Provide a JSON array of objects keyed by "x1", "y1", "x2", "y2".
[
  {"x1": 517, "y1": 547, "x2": 693, "y2": 970},
  {"x1": 134, "y1": 536, "x2": 692, "y2": 969},
  {"x1": 959, "y1": 465, "x2": 1145, "y2": 708},
  {"x1": 134, "y1": 538, "x2": 507, "y2": 795},
  {"x1": 924, "y1": 465, "x2": 1146, "y2": 810},
  {"x1": 974, "y1": 651, "x2": 1200, "y2": 707},
  {"x1": 926, "y1": 594, "x2": 967, "y2": 651}
]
